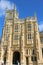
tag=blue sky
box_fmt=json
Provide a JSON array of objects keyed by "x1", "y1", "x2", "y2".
[{"x1": 0, "y1": 0, "x2": 43, "y2": 38}]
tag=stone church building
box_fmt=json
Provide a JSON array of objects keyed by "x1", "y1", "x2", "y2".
[{"x1": 0, "y1": 6, "x2": 43, "y2": 65}]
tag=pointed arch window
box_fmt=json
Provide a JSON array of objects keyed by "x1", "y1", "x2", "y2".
[{"x1": 14, "y1": 25, "x2": 19, "y2": 32}]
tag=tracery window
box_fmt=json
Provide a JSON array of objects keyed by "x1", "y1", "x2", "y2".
[
  {"x1": 26, "y1": 49, "x2": 28, "y2": 55},
  {"x1": 14, "y1": 25, "x2": 19, "y2": 32},
  {"x1": 27, "y1": 24, "x2": 32, "y2": 31},
  {"x1": 42, "y1": 48, "x2": 43, "y2": 57},
  {"x1": 5, "y1": 25, "x2": 10, "y2": 33},
  {"x1": 41, "y1": 38, "x2": 43, "y2": 43},
  {"x1": 28, "y1": 34, "x2": 31, "y2": 39},
  {"x1": 32, "y1": 49, "x2": 35, "y2": 55},
  {"x1": 14, "y1": 35, "x2": 18, "y2": 40},
  {"x1": 31, "y1": 56, "x2": 37, "y2": 61}
]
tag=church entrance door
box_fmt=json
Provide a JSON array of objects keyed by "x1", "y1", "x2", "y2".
[{"x1": 12, "y1": 51, "x2": 20, "y2": 65}]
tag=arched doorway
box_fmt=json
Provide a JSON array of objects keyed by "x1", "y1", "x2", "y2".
[{"x1": 12, "y1": 51, "x2": 20, "y2": 64}]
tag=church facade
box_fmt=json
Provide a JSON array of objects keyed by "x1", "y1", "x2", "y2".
[{"x1": 0, "y1": 6, "x2": 43, "y2": 65}]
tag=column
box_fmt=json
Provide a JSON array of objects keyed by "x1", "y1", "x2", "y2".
[
  {"x1": 6, "y1": 47, "x2": 11, "y2": 65},
  {"x1": 23, "y1": 48, "x2": 26, "y2": 65},
  {"x1": 10, "y1": 50, "x2": 13, "y2": 65},
  {"x1": 1, "y1": 48, "x2": 5, "y2": 64}
]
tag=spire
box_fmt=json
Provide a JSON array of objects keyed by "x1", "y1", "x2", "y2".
[
  {"x1": 14, "y1": 4, "x2": 16, "y2": 11},
  {"x1": 6, "y1": 6, "x2": 8, "y2": 13},
  {"x1": 34, "y1": 12, "x2": 37, "y2": 20},
  {"x1": 6, "y1": 6, "x2": 8, "y2": 10},
  {"x1": 13, "y1": 5, "x2": 19, "y2": 18}
]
